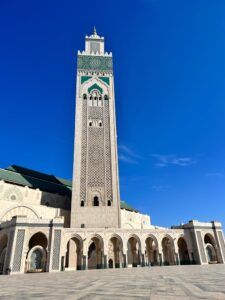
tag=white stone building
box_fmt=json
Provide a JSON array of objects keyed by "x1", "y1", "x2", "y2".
[{"x1": 0, "y1": 28, "x2": 225, "y2": 275}]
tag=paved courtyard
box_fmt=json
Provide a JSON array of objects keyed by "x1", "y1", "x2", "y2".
[{"x1": 0, "y1": 265, "x2": 225, "y2": 300}]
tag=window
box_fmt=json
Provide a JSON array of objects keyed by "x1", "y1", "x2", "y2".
[
  {"x1": 93, "y1": 196, "x2": 99, "y2": 206},
  {"x1": 89, "y1": 121, "x2": 92, "y2": 127},
  {"x1": 10, "y1": 194, "x2": 17, "y2": 201},
  {"x1": 107, "y1": 200, "x2": 111, "y2": 206},
  {"x1": 83, "y1": 94, "x2": 87, "y2": 100},
  {"x1": 104, "y1": 95, "x2": 108, "y2": 100},
  {"x1": 90, "y1": 42, "x2": 100, "y2": 53},
  {"x1": 99, "y1": 122, "x2": 102, "y2": 127},
  {"x1": 81, "y1": 201, "x2": 84, "y2": 207},
  {"x1": 89, "y1": 91, "x2": 102, "y2": 107}
]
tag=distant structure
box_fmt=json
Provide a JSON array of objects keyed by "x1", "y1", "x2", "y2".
[{"x1": 0, "y1": 28, "x2": 224, "y2": 275}]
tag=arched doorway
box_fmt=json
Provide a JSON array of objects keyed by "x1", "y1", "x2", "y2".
[
  {"x1": 88, "y1": 236, "x2": 103, "y2": 269},
  {"x1": 204, "y1": 234, "x2": 218, "y2": 264},
  {"x1": 108, "y1": 259, "x2": 113, "y2": 268},
  {"x1": 0, "y1": 235, "x2": 8, "y2": 274},
  {"x1": 178, "y1": 237, "x2": 190, "y2": 265},
  {"x1": 162, "y1": 236, "x2": 175, "y2": 265},
  {"x1": 145, "y1": 236, "x2": 159, "y2": 266},
  {"x1": 26, "y1": 232, "x2": 48, "y2": 273},
  {"x1": 65, "y1": 237, "x2": 83, "y2": 270},
  {"x1": 30, "y1": 248, "x2": 43, "y2": 270},
  {"x1": 127, "y1": 236, "x2": 141, "y2": 267},
  {"x1": 108, "y1": 236, "x2": 123, "y2": 268}
]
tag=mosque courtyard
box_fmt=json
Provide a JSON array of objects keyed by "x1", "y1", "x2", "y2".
[{"x1": 0, "y1": 265, "x2": 225, "y2": 300}]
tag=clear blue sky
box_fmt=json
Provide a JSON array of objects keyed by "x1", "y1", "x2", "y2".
[{"x1": 1, "y1": 0, "x2": 225, "y2": 227}]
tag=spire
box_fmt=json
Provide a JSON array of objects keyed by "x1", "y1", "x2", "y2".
[{"x1": 93, "y1": 25, "x2": 97, "y2": 35}]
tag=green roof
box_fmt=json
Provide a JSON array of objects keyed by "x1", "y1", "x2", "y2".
[
  {"x1": 1, "y1": 165, "x2": 71, "y2": 196},
  {"x1": 0, "y1": 165, "x2": 138, "y2": 212},
  {"x1": 120, "y1": 201, "x2": 139, "y2": 213}
]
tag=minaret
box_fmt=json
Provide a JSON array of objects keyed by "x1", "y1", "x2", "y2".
[{"x1": 71, "y1": 28, "x2": 121, "y2": 228}]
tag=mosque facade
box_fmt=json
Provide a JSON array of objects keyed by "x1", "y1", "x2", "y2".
[{"x1": 0, "y1": 29, "x2": 225, "y2": 275}]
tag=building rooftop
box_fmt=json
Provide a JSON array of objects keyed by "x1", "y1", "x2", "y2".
[{"x1": 0, "y1": 165, "x2": 138, "y2": 212}]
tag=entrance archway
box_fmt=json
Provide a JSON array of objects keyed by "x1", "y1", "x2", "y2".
[
  {"x1": 108, "y1": 259, "x2": 113, "y2": 268},
  {"x1": 65, "y1": 237, "x2": 83, "y2": 270},
  {"x1": 108, "y1": 236, "x2": 123, "y2": 268},
  {"x1": 127, "y1": 236, "x2": 141, "y2": 267},
  {"x1": 30, "y1": 248, "x2": 43, "y2": 270},
  {"x1": 162, "y1": 236, "x2": 175, "y2": 265},
  {"x1": 26, "y1": 232, "x2": 48, "y2": 272},
  {"x1": 145, "y1": 236, "x2": 159, "y2": 266},
  {"x1": 0, "y1": 235, "x2": 8, "y2": 274},
  {"x1": 88, "y1": 236, "x2": 103, "y2": 269},
  {"x1": 178, "y1": 237, "x2": 190, "y2": 265},
  {"x1": 204, "y1": 234, "x2": 218, "y2": 264}
]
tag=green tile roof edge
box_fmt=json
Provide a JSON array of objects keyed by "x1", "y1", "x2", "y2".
[{"x1": 120, "y1": 200, "x2": 139, "y2": 213}]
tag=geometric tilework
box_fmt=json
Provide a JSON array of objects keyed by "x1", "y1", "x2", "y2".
[
  {"x1": 80, "y1": 96, "x2": 113, "y2": 205},
  {"x1": 196, "y1": 231, "x2": 207, "y2": 263},
  {"x1": 12, "y1": 229, "x2": 25, "y2": 272},
  {"x1": 78, "y1": 55, "x2": 113, "y2": 72},
  {"x1": 104, "y1": 101, "x2": 112, "y2": 202},
  {"x1": 218, "y1": 231, "x2": 225, "y2": 259},
  {"x1": 51, "y1": 230, "x2": 61, "y2": 271},
  {"x1": 80, "y1": 100, "x2": 87, "y2": 203},
  {"x1": 88, "y1": 106, "x2": 105, "y2": 188}
]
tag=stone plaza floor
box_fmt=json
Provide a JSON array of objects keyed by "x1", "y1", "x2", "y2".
[{"x1": 0, "y1": 265, "x2": 225, "y2": 300}]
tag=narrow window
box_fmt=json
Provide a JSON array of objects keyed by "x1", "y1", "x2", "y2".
[
  {"x1": 89, "y1": 121, "x2": 92, "y2": 127},
  {"x1": 107, "y1": 200, "x2": 111, "y2": 206},
  {"x1": 99, "y1": 122, "x2": 102, "y2": 127},
  {"x1": 93, "y1": 196, "x2": 99, "y2": 206},
  {"x1": 104, "y1": 95, "x2": 108, "y2": 100},
  {"x1": 83, "y1": 94, "x2": 87, "y2": 100},
  {"x1": 81, "y1": 201, "x2": 84, "y2": 207}
]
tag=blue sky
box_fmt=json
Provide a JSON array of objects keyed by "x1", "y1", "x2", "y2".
[{"x1": 1, "y1": 0, "x2": 225, "y2": 227}]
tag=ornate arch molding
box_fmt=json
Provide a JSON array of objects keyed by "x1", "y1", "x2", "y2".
[
  {"x1": 204, "y1": 232, "x2": 217, "y2": 246},
  {"x1": 27, "y1": 245, "x2": 47, "y2": 262},
  {"x1": 66, "y1": 233, "x2": 83, "y2": 245},
  {"x1": 26, "y1": 245, "x2": 47, "y2": 272},
  {"x1": 161, "y1": 234, "x2": 176, "y2": 249},
  {"x1": 80, "y1": 76, "x2": 110, "y2": 97},
  {"x1": 126, "y1": 233, "x2": 142, "y2": 249},
  {"x1": 0, "y1": 205, "x2": 40, "y2": 222},
  {"x1": 108, "y1": 234, "x2": 123, "y2": 250},
  {"x1": 145, "y1": 234, "x2": 159, "y2": 248},
  {"x1": 89, "y1": 234, "x2": 104, "y2": 248},
  {"x1": 177, "y1": 234, "x2": 189, "y2": 246}
]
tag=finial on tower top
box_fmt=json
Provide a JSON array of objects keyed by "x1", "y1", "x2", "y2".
[{"x1": 93, "y1": 26, "x2": 97, "y2": 35}]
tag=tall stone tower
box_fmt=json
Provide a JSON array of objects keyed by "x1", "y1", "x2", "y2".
[{"x1": 71, "y1": 28, "x2": 121, "y2": 228}]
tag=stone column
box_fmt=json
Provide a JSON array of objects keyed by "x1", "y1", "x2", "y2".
[
  {"x1": 104, "y1": 254, "x2": 108, "y2": 269},
  {"x1": 82, "y1": 255, "x2": 88, "y2": 270},
  {"x1": 141, "y1": 254, "x2": 145, "y2": 267},
  {"x1": 159, "y1": 252, "x2": 163, "y2": 266},
  {"x1": 174, "y1": 242, "x2": 180, "y2": 265},
  {"x1": 123, "y1": 253, "x2": 127, "y2": 268},
  {"x1": 175, "y1": 253, "x2": 180, "y2": 265}
]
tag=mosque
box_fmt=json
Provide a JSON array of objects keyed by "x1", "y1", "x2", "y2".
[{"x1": 0, "y1": 29, "x2": 224, "y2": 275}]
